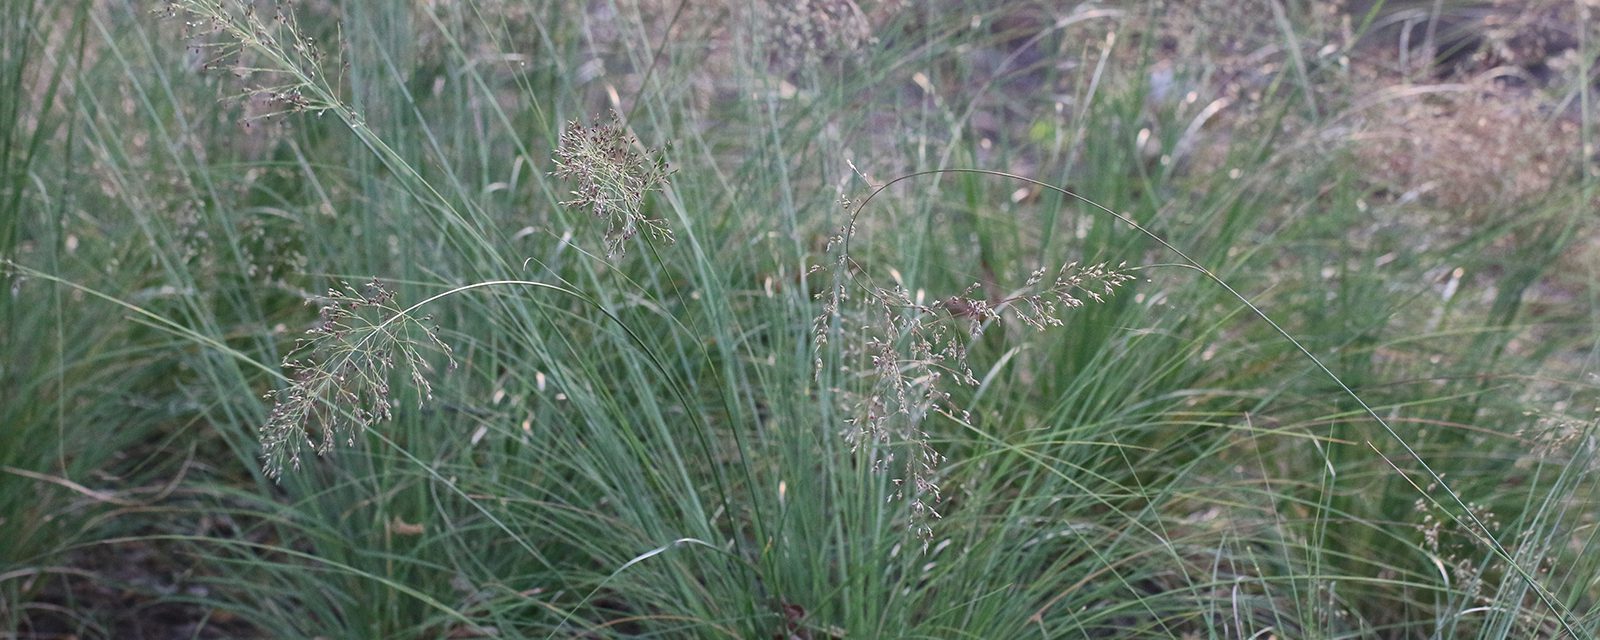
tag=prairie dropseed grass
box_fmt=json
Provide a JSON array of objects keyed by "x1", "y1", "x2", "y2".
[{"x1": 4, "y1": 1, "x2": 1598, "y2": 638}]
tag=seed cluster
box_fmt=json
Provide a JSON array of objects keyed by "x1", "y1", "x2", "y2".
[
  {"x1": 164, "y1": 0, "x2": 339, "y2": 120},
  {"x1": 260, "y1": 279, "x2": 455, "y2": 480},
  {"x1": 551, "y1": 112, "x2": 674, "y2": 259},
  {"x1": 814, "y1": 212, "x2": 1133, "y2": 543}
]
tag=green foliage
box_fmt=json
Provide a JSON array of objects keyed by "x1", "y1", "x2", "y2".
[{"x1": 3, "y1": 1, "x2": 1597, "y2": 638}]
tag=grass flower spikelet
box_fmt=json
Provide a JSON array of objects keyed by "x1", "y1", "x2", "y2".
[
  {"x1": 815, "y1": 202, "x2": 1134, "y2": 544},
  {"x1": 551, "y1": 111, "x2": 674, "y2": 258},
  {"x1": 260, "y1": 279, "x2": 455, "y2": 480}
]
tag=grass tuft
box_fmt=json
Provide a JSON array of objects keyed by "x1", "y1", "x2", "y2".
[{"x1": 3, "y1": 1, "x2": 1597, "y2": 637}]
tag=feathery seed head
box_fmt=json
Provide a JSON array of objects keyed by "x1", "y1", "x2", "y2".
[
  {"x1": 551, "y1": 111, "x2": 674, "y2": 258},
  {"x1": 259, "y1": 279, "x2": 454, "y2": 480}
]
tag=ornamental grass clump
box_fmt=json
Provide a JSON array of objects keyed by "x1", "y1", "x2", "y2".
[
  {"x1": 260, "y1": 279, "x2": 455, "y2": 479},
  {"x1": 552, "y1": 111, "x2": 674, "y2": 259}
]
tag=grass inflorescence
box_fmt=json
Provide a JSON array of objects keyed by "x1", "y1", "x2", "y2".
[
  {"x1": 551, "y1": 111, "x2": 674, "y2": 259},
  {"x1": 260, "y1": 278, "x2": 455, "y2": 479},
  {"x1": 815, "y1": 208, "x2": 1136, "y2": 541}
]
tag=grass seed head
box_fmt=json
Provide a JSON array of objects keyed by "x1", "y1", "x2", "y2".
[
  {"x1": 259, "y1": 278, "x2": 454, "y2": 480},
  {"x1": 815, "y1": 208, "x2": 1134, "y2": 545},
  {"x1": 551, "y1": 111, "x2": 674, "y2": 258}
]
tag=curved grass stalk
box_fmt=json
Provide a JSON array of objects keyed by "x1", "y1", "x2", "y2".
[{"x1": 544, "y1": 537, "x2": 737, "y2": 640}]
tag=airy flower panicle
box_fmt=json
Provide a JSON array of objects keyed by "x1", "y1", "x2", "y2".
[
  {"x1": 260, "y1": 278, "x2": 455, "y2": 479},
  {"x1": 814, "y1": 198, "x2": 1134, "y2": 544},
  {"x1": 551, "y1": 111, "x2": 674, "y2": 258},
  {"x1": 162, "y1": 0, "x2": 340, "y2": 119}
]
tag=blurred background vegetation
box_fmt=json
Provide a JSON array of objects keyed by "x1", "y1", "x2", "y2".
[{"x1": 2, "y1": 1, "x2": 1597, "y2": 638}]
